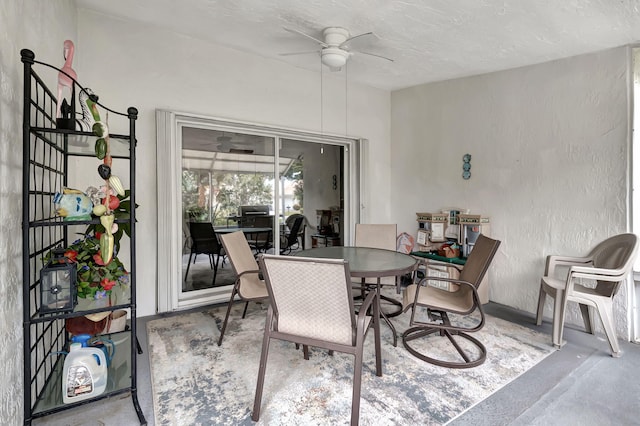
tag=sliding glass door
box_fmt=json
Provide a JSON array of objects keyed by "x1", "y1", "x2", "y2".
[{"x1": 157, "y1": 111, "x2": 358, "y2": 312}]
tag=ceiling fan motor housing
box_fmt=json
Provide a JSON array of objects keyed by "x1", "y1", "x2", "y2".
[{"x1": 323, "y1": 27, "x2": 350, "y2": 46}]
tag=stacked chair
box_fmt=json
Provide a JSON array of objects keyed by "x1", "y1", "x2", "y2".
[{"x1": 536, "y1": 233, "x2": 638, "y2": 357}]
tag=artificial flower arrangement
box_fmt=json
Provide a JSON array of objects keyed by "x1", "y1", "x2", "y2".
[
  {"x1": 52, "y1": 234, "x2": 130, "y2": 299},
  {"x1": 45, "y1": 97, "x2": 136, "y2": 300}
]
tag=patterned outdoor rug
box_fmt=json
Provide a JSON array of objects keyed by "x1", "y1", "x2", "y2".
[{"x1": 147, "y1": 300, "x2": 554, "y2": 425}]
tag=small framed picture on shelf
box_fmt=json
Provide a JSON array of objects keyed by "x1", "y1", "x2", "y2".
[{"x1": 416, "y1": 229, "x2": 428, "y2": 246}]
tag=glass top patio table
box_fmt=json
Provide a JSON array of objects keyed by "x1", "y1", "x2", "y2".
[{"x1": 294, "y1": 246, "x2": 418, "y2": 278}]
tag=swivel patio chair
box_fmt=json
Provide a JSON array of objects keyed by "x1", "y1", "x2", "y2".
[
  {"x1": 253, "y1": 254, "x2": 381, "y2": 426},
  {"x1": 536, "y1": 233, "x2": 638, "y2": 357},
  {"x1": 217, "y1": 231, "x2": 269, "y2": 346},
  {"x1": 402, "y1": 234, "x2": 501, "y2": 368},
  {"x1": 184, "y1": 222, "x2": 224, "y2": 287}
]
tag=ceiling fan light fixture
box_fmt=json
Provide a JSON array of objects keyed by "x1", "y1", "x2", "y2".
[{"x1": 321, "y1": 47, "x2": 349, "y2": 68}]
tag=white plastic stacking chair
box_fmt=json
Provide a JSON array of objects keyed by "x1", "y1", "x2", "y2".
[{"x1": 536, "y1": 233, "x2": 639, "y2": 357}]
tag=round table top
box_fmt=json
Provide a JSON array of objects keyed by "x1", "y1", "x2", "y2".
[{"x1": 294, "y1": 246, "x2": 418, "y2": 278}]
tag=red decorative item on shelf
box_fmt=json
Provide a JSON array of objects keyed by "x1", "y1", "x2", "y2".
[{"x1": 438, "y1": 242, "x2": 461, "y2": 258}]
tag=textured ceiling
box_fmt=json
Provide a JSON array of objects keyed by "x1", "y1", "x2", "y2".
[{"x1": 75, "y1": 0, "x2": 640, "y2": 91}]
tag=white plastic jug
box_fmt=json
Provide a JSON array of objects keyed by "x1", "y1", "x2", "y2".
[{"x1": 62, "y1": 342, "x2": 108, "y2": 404}]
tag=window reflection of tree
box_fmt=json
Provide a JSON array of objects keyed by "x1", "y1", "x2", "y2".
[{"x1": 214, "y1": 173, "x2": 273, "y2": 226}]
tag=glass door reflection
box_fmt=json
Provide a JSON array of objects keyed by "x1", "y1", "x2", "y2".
[{"x1": 181, "y1": 128, "x2": 276, "y2": 293}]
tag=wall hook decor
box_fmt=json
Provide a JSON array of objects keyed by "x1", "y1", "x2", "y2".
[{"x1": 462, "y1": 154, "x2": 471, "y2": 180}]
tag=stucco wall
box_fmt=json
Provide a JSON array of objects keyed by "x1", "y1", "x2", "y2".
[
  {"x1": 391, "y1": 47, "x2": 631, "y2": 336},
  {"x1": 0, "y1": 1, "x2": 77, "y2": 423},
  {"x1": 75, "y1": 9, "x2": 391, "y2": 316}
]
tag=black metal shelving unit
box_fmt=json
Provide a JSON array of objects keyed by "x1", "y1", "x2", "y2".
[{"x1": 21, "y1": 49, "x2": 145, "y2": 425}]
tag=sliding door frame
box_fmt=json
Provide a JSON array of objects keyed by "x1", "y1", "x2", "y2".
[{"x1": 156, "y1": 110, "x2": 361, "y2": 312}]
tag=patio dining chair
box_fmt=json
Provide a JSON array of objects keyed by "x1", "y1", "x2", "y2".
[
  {"x1": 253, "y1": 254, "x2": 381, "y2": 426},
  {"x1": 217, "y1": 231, "x2": 269, "y2": 346},
  {"x1": 354, "y1": 224, "x2": 403, "y2": 314},
  {"x1": 280, "y1": 215, "x2": 305, "y2": 254},
  {"x1": 536, "y1": 233, "x2": 638, "y2": 357},
  {"x1": 184, "y1": 222, "x2": 224, "y2": 286}
]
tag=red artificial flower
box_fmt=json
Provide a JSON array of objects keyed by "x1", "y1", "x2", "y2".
[
  {"x1": 93, "y1": 253, "x2": 106, "y2": 266},
  {"x1": 100, "y1": 278, "x2": 116, "y2": 291},
  {"x1": 95, "y1": 231, "x2": 103, "y2": 240},
  {"x1": 64, "y1": 249, "x2": 78, "y2": 262},
  {"x1": 102, "y1": 196, "x2": 120, "y2": 210}
]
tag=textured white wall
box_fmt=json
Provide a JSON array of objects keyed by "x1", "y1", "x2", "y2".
[
  {"x1": 76, "y1": 10, "x2": 391, "y2": 316},
  {"x1": 0, "y1": 1, "x2": 77, "y2": 423},
  {"x1": 391, "y1": 47, "x2": 631, "y2": 335}
]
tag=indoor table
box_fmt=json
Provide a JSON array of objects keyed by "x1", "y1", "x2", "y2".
[{"x1": 294, "y1": 246, "x2": 418, "y2": 346}]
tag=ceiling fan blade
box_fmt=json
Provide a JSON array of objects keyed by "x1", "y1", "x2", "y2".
[
  {"x1": 283, "y1": 27, "x2": 328, "y2": 47},
  {"x1": 339, "y1": 31, "x2": 374, "y2": 48},
  {"x1": 354, "y1": 50, "x2": 394, "y2": 62},
  {"x1": 279, "y1": 50, "x2": 320, "y2": 57}
]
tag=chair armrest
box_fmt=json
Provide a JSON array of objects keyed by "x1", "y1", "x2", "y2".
[
  {"x1": 545, "y1": 254, "x2": 593, "y2": 277},
  {"x1": 238, "y1": 269, "x2": 261, "y2": 278},
  {"x1": 414, "y1": 276, "x2": 485, "y2": 331},
  {"x1": 356, "y1": 291, "x2": 377, "y2": 335},
  {"x1": 419, "y1": 275, "x2": 478, "y2": 293},
  {"x1": 569, "y1": 265, "x2": 629, "y2": 282}
]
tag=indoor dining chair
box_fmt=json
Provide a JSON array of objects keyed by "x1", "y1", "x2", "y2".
[
  {"x1": 217, "y1": 231, "x2": 269, "y2": 346},
  {"x1": 253, "y1": 254, "x2": 381, "y2": 426},
  {"x1": 536, "y1": 233, "x2": 638, "y2": 357}
]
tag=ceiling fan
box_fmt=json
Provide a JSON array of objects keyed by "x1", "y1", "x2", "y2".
[
  {"x1": 214, "y1": 133, "x2": 254, "y2": 154},
  {"x1": 281, "y1": 26, "x2": 394, "y2": 71}
]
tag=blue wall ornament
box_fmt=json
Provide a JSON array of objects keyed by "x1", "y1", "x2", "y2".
[{"x1": 462, "y1": 154, "x2": 472, "y2": 180}]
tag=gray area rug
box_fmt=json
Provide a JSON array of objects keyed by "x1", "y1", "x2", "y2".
[{"x1": 147, "y1": 300, "x2": 554, "y2": 425}]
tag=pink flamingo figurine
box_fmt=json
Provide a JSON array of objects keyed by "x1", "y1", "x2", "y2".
[{"x1": 56, "y1": 40, "x2": 77, "y2": 119}]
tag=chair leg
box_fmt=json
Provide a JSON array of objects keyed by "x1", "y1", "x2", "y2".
[
  {"x1": 211, "y1": 254, "x2": 221, "y2": 287},
  {"x1": 217, "y1": 285, "x2": 239, "y2": 346},
  {"x1": 184, "y1": 252, "x2": 194, "y2": 281},
  {"x1": 351, "y1": 349, "x2": 363, "y2": 426},
  {"x1": 294, "y1": 344, "x2": 311, "y2": 359},
  {"x1": 373, "y1": 292, "x2": 382, "y2": 376},
  {"x1": 579, "y1": 303, "x2": 594, "y2": 334},
  {"x1": 242, "y1": 301, "x2": 250, "y2": 319},
  {"x1": 252, "y1": 319, "x2": 272, "y2": 422},
  {"x1": 595, "y1": 299, "x2": 621, "y2": 357},
  {"x1": 535, "y1": 283, "x2": 547, "y2": 326},
  {"x1": 551, "y1": 289, "x2": 565, "y2": 349},
  {"x1": 402, "y1": 326, "x2": 487, "y2": 368}
]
